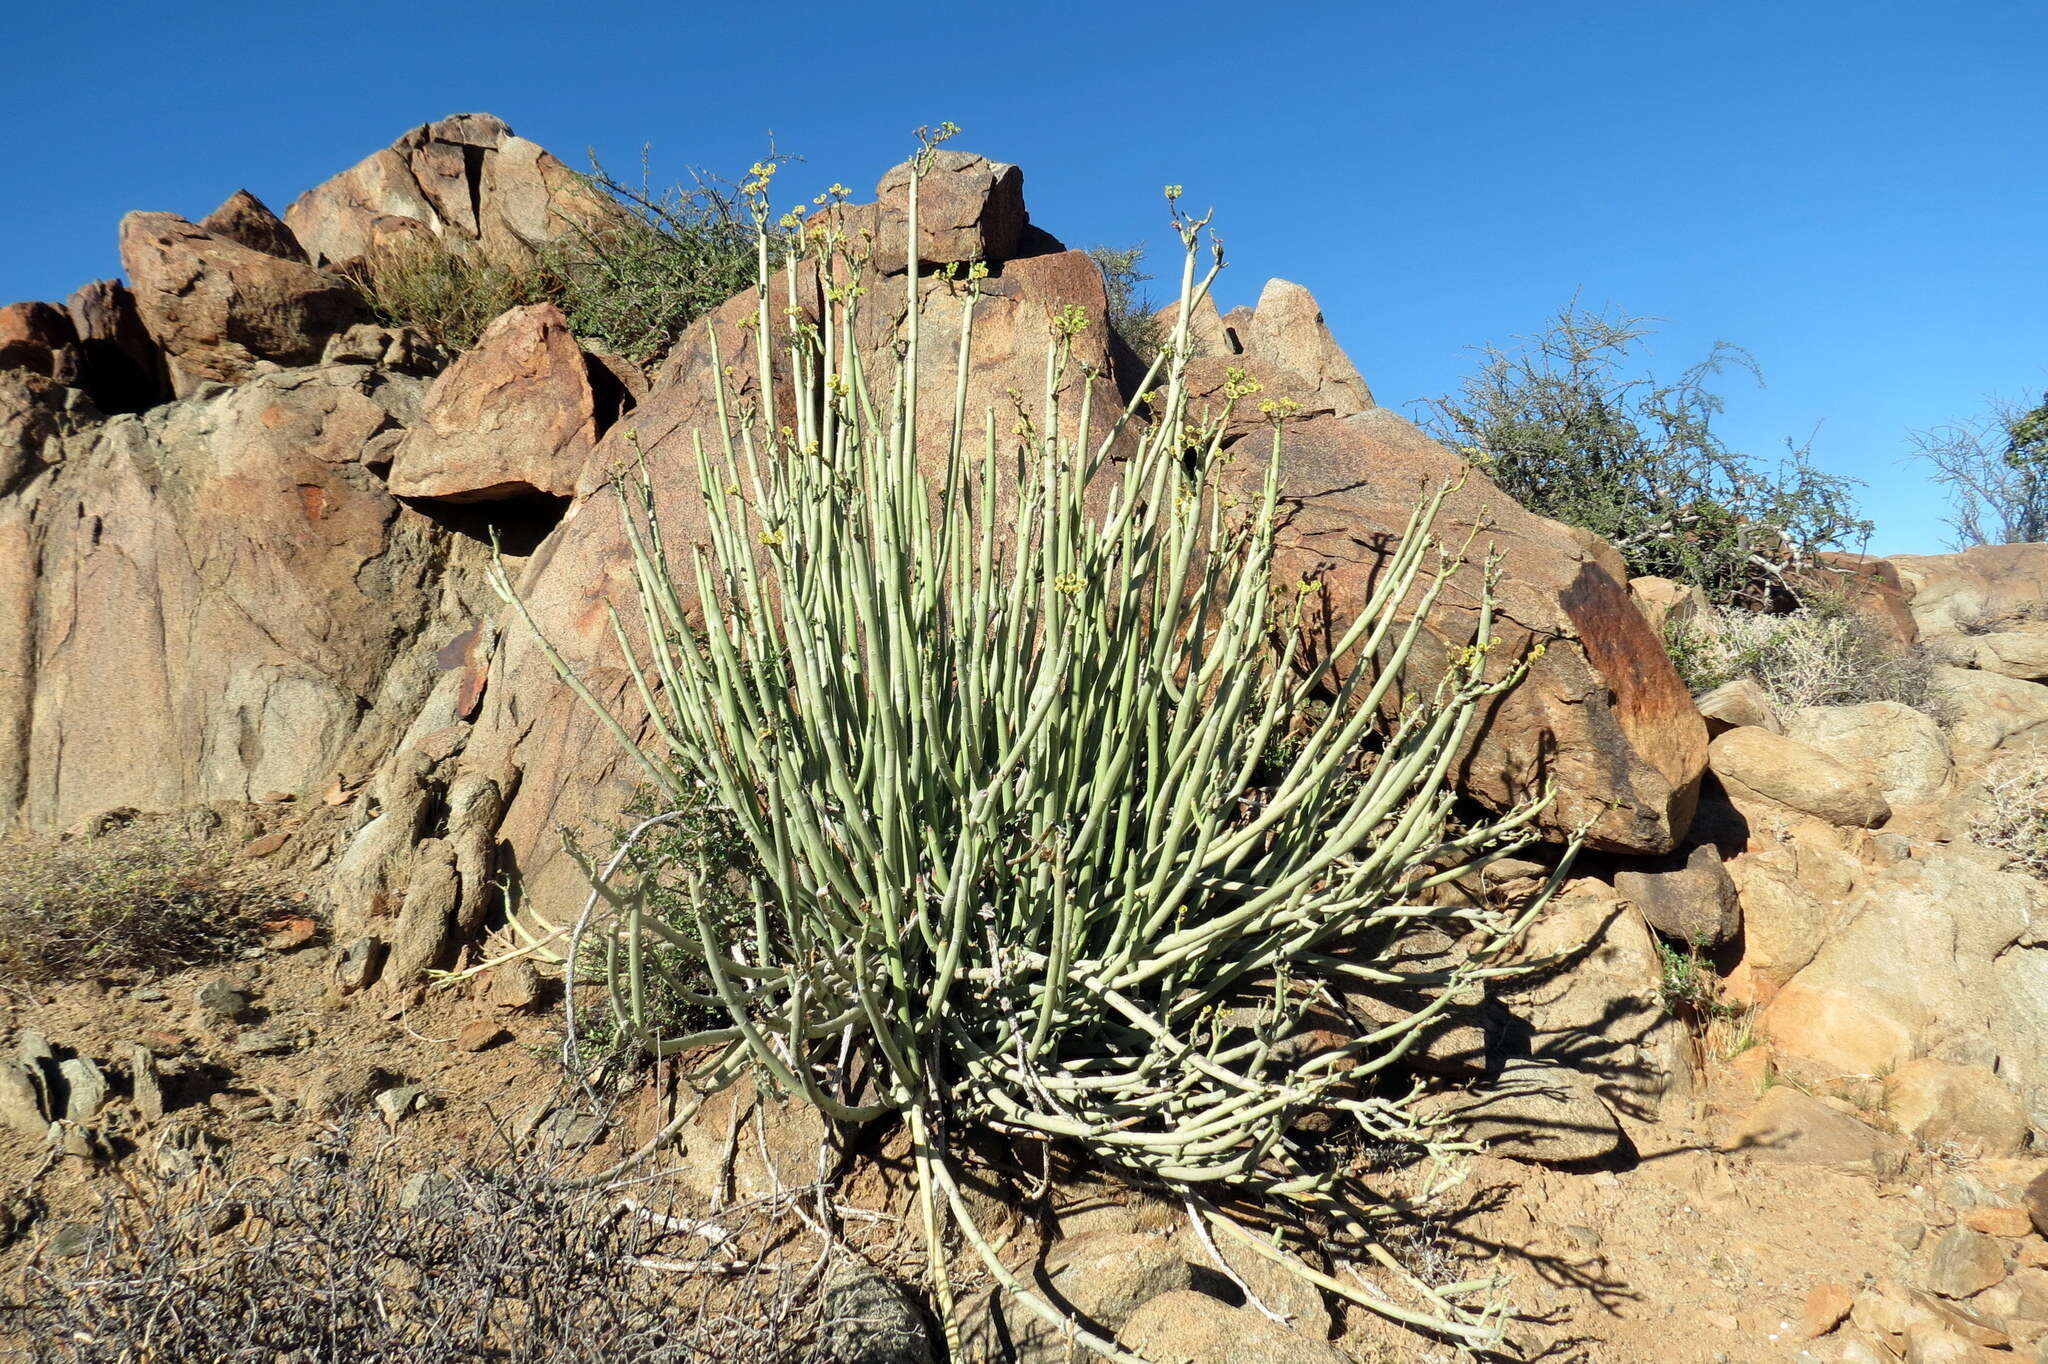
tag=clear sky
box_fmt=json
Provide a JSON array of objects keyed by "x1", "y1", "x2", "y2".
[{"x1": 6, "y1": 1, "x2": 2043, "y2": 555}]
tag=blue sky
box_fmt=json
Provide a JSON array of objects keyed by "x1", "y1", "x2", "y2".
[{"x1": 7, "y1": 1, "x2": 2043, "y2": 554}]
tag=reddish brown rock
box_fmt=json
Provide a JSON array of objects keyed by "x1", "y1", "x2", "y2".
[
  {"x1": 0, "y1": 302, "x2": 78, "y2": 380},
  {"x1": 387, "y1": 303, "x2": 605, "y2": 501},
  {"x1": 872, "y1": 150, "x2": 1026, "y2": 274},
  {"x1": 1797, "y1": 551, "x2": 1918, "y2": 649},
  {"x1": 119, "y1": 212, "x2": 366, "y2": 393},
  {"x1": 199, "y1": 189, "x2": 309, "y2": 263},
  {"x1": 65, "y1": 279, "x2": 170, "y2": 413}
]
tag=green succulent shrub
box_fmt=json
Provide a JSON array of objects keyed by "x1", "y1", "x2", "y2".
[
  {"x1": 1423, "y1": 301, "x2": 1871, "y2": 608},
  {"x1": 497, "y1": 130, "x2": 1574, "y2": 1360}
]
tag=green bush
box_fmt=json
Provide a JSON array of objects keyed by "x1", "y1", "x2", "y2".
[
  {"x1": 1423, "y1": 302, "x2": 1871, "y2": 607},
  {"x1": 497, "y1": 134, "x2": 1572, "y2": 1359},
  {"x1": 1087, "y1": 243, "x2": 1165, "y2": 365},
  {"x1": 1663, "y1": 597, "x2": 1947, "y2": 717},
  {"x1": 545, "y1": 158, "x2": 775, "y2": 365}
]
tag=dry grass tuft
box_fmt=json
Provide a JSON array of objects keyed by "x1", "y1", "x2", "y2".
[{"x1": 0, "y1": 812, "x2": 291, "y2": 984}]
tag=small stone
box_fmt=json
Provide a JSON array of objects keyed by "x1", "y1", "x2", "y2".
[
  {"x1": 1801, "y1": 1281, "x2": 1854, "y2": 1338},
  {"x1": 1927, "y1": 1227, "x2": 2009, "y2": 1299},
  {"x1": 128, "y1": 985, "x2": 168, "y2": 1003},
  {"x1": 821, "y1": 1265, "x2": 936, "y2": 1364},
  {"x1": 140, "y1": 1030, "x2": 188, "y2": 1056},
  {"x1": 1964, "y1": 1206, "x2": 2035, "y2": 1239},
  {"x1": 333, "y1": 936, "x2": 384, "y2": 993},
  {"x1": 263, "y1": 916, "x2": 318, "y2": 950},
  {"x1": 374, "y1": 1085, "x2": 433, "y2": 1125},
  {"x1": 235, "y1": 831, "x2": 289, "y2": 859},
  {"x1": 232, "y1": 1030, "x2": 294, "y2": 1057},
  {"x1": 57, "y1": 1057, "x2": 109, "y2": 1123},
  {"x1": 2025, "y1": 1169, "x2": 2048, "y2": 1239},
  {"x1": 398, "y1": 1170, "x2": 458, "y2": 1211},
  {"x1": 1896, "y1": 1222, "x2": 1929, "y2": 1253},
  {"x1": 127, "y1": 1044, "x2": 165, "y2": 1123},
  {"x1": 0, "y1": 1061, "x2": 50, "y2": 1137},
  {"x1": 196, "y1": 977, "x2": 254, "y2": 1020},
  {"x1": 489, "y1": 958, "x2": 543, "y2": 1010},
  {"x1": 454, "y1": 1020, "x2": 507, "y2": 1053},
  {"x1": 2021, "y1": 1243, "x2": 2048, "y2": 1270}
]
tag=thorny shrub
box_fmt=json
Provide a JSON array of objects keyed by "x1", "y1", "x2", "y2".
[
  {"x1": 1422, "y1": 300, "x2": 1870, "y2": 608},
  {"x1": 8, "y1": 1131, "x2": 883, "y2": 1364},
  {"x1": 1663, "y1": 597, "x2": 1949, "y2": 718},
  {"x1": 1969, "y1": 746, "x2": 2048, "y2": 879},
  {"x1": 0, "y1": 813, "x2": 289, "y2": 983}
]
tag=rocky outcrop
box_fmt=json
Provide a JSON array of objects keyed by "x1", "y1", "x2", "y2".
[
  {"x1": 119, "y1": 207, "x2": 366, "y2": 393},
  {"x1": 1761, "y1": 841, "x2": 2048, "y2": 1125},
  {"x1": 1707, "y1": 725, "x2": 1891, "y2": 827},
  {"x1": 284, "y1": 113, "x2": 625, "y2": 270},
  {"x1": 871, "y1": 150, "x2": 1028, "y2": 275},
  {"x1": 0, "y1": 360, "x2": 487, "y2": 830}
]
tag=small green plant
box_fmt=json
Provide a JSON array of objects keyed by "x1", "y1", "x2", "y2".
[
  {"x1": 0, "y1": 814, "x2": 286, "y2": 982},
  {"x1": 1087, "y1": 243, "x2": 1165, "y2": 364},
  {"x1": 1656, "y1": 939, "x2": 1739, "y2": 1030},
  {"x1": 545, "y1": 155, "x2": 779, "y2": 365},
  {"x1": 1423, "y1": 300, "x2": 1870, "y2": 607},
  {"x1": 496, "y1": 131, "x2": 1575, "y2": 1359},
  {"x1": 1664, "y1": 596, "x2": 1948, "y2": 717}
]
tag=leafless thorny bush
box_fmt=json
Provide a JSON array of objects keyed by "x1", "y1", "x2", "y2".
[
  {"x1": 8, "y1": 1123, "x2": 917, "y2": 1364},
  {"x1": 1664, "y1": 598, "x2": 1950, "y2": 719},
  {"x1": 1969, "y1": 746, "x2": 2048, "y2": 879},
  {"x1": 0, "y1": 812, "x2": 292, "y2": 985}
]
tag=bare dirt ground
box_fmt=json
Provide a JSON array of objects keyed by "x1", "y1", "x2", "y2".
[{"x1": 1, "y1": 838, "x2": 2041, "y2": 1363}]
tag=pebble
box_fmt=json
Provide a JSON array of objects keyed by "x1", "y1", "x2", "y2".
[
  {"x1": 128, "y1": 985, "x2": 167, "y2": 1003},
  {"x1": 196, "y1": 977, "x2": 254, "y2": 1021},
  {"x1": 454, "y1": 1020, "x2": 508, "y2": 1053},
  {"x1": 232, "y1": 1030, "x2": 294, "y2": 1057}
]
